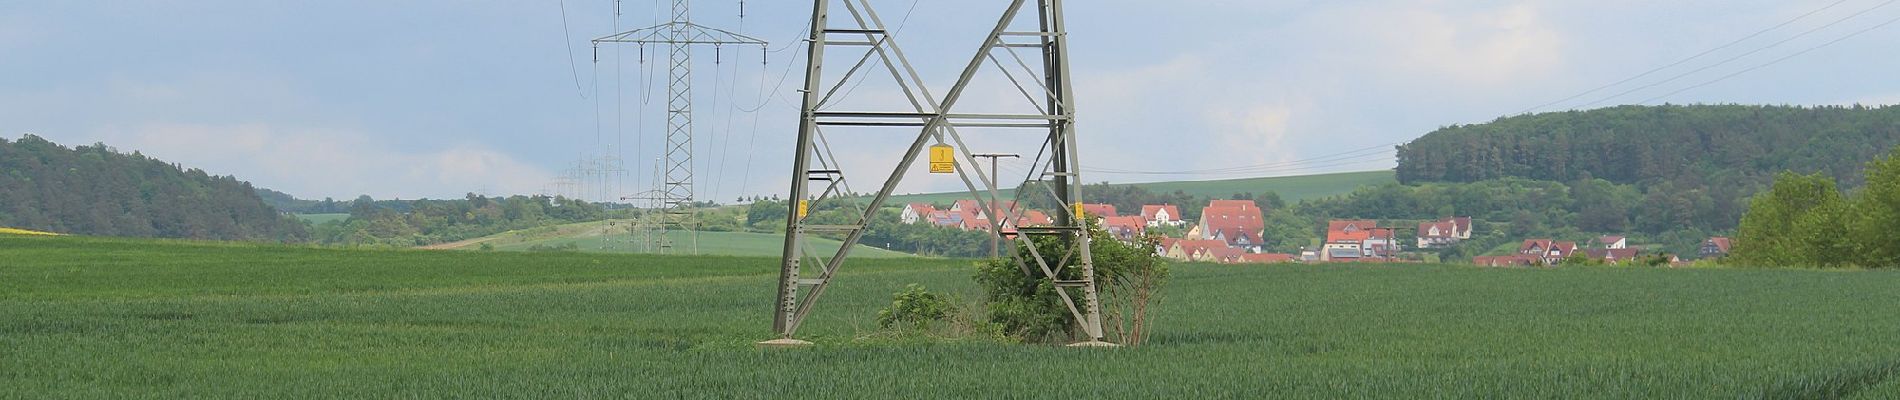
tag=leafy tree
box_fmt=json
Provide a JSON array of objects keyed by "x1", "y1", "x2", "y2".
[
  {"x1": 1732, "y1": 172, "x2": 1848, "y2": 267},
  {"x1": 1854, "y1": 149, "x2": 1900, "y2": 267}
]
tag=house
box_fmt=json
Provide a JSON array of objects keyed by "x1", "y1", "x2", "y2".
[
  {"x1": 943, "y1": 200, "x2": 1035, "y2": 232},
  {"x1": 1323, "y1": 220, "x2": 1398, "y2": 261},
  {"x1": 1415, "y1": 217, "x2": 1473, "y2": 249},
  {"x1": 1585, "y1": 248, "x2": 1643, "y2": 264},
  {"x1": 1199, "y1": 206, "x2": 1265, "y2": 252},
  {"x1": 1700, "y1": 237, "x2": 1732, "y2": 258},
  {"x1": 1165, "y1": 239, "x2": 1229, "y2": 262},
  {"x1": 1140, "y1": 204, "x2": 1185, "y2": 227},
  {"x1": 1597, "y1": 235, "x2": 1628, "y2": 250},
  {"x1": 1207, "y1": 199, "x2": 1258, "y2": 211},
  {"x1": 1103, "y1": 216, "x2": 1148, "y2": 242},
  {"x1": 1324, "y1": 247, "x2": 1363, "y2": 262},
  {"x1": 1518, "y1": 239, "x2": 1580, "y2": 265},
  {"x1": 1155, "y1": 238, "x2": 1182, "y2": 256},
  {"x1": 1080, "y1": 203, "x2": 1118, "y2": 219},
  {"x1": 1019, "y1": 210, "x2": 1053, "y2": 227},
  {"x1": 1205, "y1": 246, "x2": 1247, "y2": 264},
  {"x1": 928, "y1": 210, "x2": 962, "y2": 228},
  {"x1": 949, "y1": 200, "x2": 988, "y2": 223},
  {"x1": 901, "y1": 203, "x2": 938, "y2": 225}
]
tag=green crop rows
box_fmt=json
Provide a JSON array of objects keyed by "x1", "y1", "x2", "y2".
[{"x1": 2, "y1": 234, "x2": 1898, "y2": 398}]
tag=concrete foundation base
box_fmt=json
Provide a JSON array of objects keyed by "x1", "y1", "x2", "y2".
[
  {"x1": 1065, "y1": 341, "x2": 1121, "y2": 348},
  {"x1": 756, "y1": 338, "x2": 815, "y2": 348}
]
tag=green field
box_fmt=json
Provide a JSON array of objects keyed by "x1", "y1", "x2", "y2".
[
  {"x1": 435, "y1": 219, "x2": 913, "y2": 258},
  {"x1": 486, "y1": 230, "x2": 914, "y2": 258},
  {"x1": 4, "y1": 234, "x2": 1899, "y2": 398},
  {"x1": 885, "y1": 170, "x2": 1395, "y2": 205},
  {"x1": 293, "y1": 213, "x2": 350, "y2": 225}
]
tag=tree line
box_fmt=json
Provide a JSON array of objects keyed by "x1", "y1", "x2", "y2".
[
  {"x1": 310, "y1": 194, "x2": 608, "y2": 247},
  {"x1": 0, "y1": 135, "x2": 307, "y2": 242}
]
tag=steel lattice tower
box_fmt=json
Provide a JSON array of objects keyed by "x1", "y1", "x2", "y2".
[
  {"x1": 594, "y1": 0, "x2": 764, "y2": 253},
  {"x1": 769, "y1": 0, "x2": 1109, "y2": 346}
]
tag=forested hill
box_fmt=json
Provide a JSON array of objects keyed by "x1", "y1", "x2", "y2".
[
  {"x1": 0, "y1": 135, "x2": 307, "y2": 241},
  {"x1": 1396, "y1": 105, "x2": 1900, "y2": 188}
]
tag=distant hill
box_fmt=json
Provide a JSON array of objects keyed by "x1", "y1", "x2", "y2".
[
  {"x1": 1397, "y1": 104, "x2": 1900, "y2": 189},
  {"x1": 428, "y1": 219, "x2": 914, "y2": 258},
  {"x1": 0, "y1": 135, "x2": 307, "y2": 241},
  {"x1": 884, "y1": 170, "x2": 1395, "y2": 206}
]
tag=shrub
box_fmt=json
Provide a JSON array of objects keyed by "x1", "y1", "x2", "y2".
[
  {"x1": 876, "y1": 284, "x2": 951, "y2": 329},
  {"x1": 974, "y1": 220, "x2": 1170, "y2": 345}
]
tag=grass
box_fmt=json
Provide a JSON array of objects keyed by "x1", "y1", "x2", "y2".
[
  {"x1": 293, "y1": 213, "x2": 350, "y2": 225},
  {"x1": 4, "y1": 234, "x2": 1899, "y2": 398},
  {"x1": 432, "y1": 219, "x2": 913, "y2": 258},
  {"x1": 885, "y1": 170, "x2": 1395, "y2": 205}
]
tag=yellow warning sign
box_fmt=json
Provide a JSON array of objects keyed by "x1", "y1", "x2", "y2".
[
  {"x1": 928, "y1": 144, "x2": 955, "y2": 174},
  {"x1": 797, "y1": 200, "x2": 810, "y2": 219},
  {"x1": 1073, "y1": 202, "x2": 1086, "y2": 219}
]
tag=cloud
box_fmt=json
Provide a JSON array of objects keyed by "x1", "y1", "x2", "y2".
[
  {"x1": 1299, "y1": 2, "x2": 1567, "y2": 87},
  {"x1": 87, "y1": 123, "x2": 551, "y2": 200},
  {"x1": 1205, "y1": 103, "x2": 1296, "y2": 169}
]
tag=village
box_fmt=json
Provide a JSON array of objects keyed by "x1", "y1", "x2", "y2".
[{"x1": 900, "y1": 200, "x2": 1735, "y2": 267}]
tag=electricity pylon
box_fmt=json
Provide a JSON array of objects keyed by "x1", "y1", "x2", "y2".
[
  {"x1": 594, "y1": 0, "x2": 764, "y2": 254},
  {"x1": 769, "y1": 0, "x2": 1108, "y2": 346}
]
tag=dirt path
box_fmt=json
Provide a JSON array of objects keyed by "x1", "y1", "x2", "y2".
[{"x1": 414, "y1": 220, "x2": 634, "y2": 251}]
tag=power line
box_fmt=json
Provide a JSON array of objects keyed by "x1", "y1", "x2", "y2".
[
  {"x1": 1082, "y1": 141, "x2": 1397, "y2": 175},
  {"x1": 1641, "y1": 10, "x2": 1900, "y2": 105},
  {"x1": 1085, "y1": 150, "x2": 1396, "y2": 177},
  {"x1": 1515, "y1": 0, "x2": 1853, "y2": 115},
  {"x1": 1573, "y1": 0, "x2": 1898, "y2": 109},
  {"x1": 557, "y1": 0, "x2": 589, "y2": 99}
]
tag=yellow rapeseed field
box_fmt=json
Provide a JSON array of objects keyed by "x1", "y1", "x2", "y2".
[{"x1": 0, "y1": 227, "x2": 60, "y2": 236}]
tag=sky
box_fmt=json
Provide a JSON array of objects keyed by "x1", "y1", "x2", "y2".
[{"x1": 3, "y1": 0, "x2": 1899, "y2": 201}]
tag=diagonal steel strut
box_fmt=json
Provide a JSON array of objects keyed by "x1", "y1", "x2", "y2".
[{"x1": 775, "y1": 0, "x2": 1103, "y2": 343}]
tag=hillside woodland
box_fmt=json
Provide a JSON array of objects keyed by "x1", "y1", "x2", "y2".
[{"x1": 0, "y1": 135, "x2": 306, "y2": 242}]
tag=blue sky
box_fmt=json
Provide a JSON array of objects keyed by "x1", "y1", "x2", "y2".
[{"x1": 4, "y1": 0, "x2": 1898, "y2": 201}]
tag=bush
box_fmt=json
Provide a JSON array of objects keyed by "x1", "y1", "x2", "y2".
[
  {"x1": 974, "y1": 221, "x2": 1170, "y2": 345},
  {"x1": 876, "y1": 284, "x2": 951, "y2": 329}
]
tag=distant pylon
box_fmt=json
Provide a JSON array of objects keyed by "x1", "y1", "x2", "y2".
[{"x1": 594, "y1": 0, "x2": 765, "y2": 254}]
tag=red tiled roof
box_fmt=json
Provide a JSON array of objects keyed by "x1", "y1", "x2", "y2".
[
  {"x1": 1418, "y1": 221, "x2": 1457, "y2": 238},
  {"x1": 1585, "y1": 248, "x2": 1642, "y2": 261},
  {"x1": 1326, "y1": 219, "x2": 1381, "y2": 243},
  {"x1": 1081, "y1": 203, "x2": 1118, "y2": 218},
  {"x1": 1019, "y1": 210, "x2": 1053, "y2": 226},
  {"x1": 1173, "y1": 239, "x2": 1228, "y2": 257},
  {"x1": 1207, "y1": 200, "x2": 1256, "y2": 211},
  {"x1": 1202, "y1": 206, "x2": 1264, "y2": 246},
  {"x1": 1707, "y1": 237, "x2": 1732, "y2": 253},
  {"x1": 1207, "y1": 246, "x2": 1246, "y2": 263}
]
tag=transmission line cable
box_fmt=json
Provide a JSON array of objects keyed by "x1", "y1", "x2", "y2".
[
  {"x1": 1640, "y1": 11, "x2": 1900, "y2": 105},
  {"x1": 558, "y1": 0, "x2": 589, "y2": 99},
  {"x1": 1515, "y1": 0, "x2": 1852, "y2": 115},
  {"x1": 1573, "y1": 0, "x2": 1898, "y2": 109}
]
